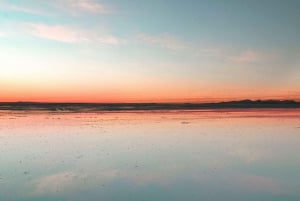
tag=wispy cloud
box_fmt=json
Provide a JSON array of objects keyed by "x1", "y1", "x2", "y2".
[
  {"x1": 32, "y1": 171, "x2": 79, "y2": 195},
  {"x1": 0, "y1": 1, "x2": 50, "y2": 16},
  {"x1": 237, "y1": 175, "x2": 285, "y2": 194},
  {"x1": 228, "y1": 50, "x2": 260, "y2": 63},
  {"x1": 193, "y1": 47, "x2": 226, "y2": 58},
  {"x1": 0, "y1": 0, "x2": 109, "y2": 17},
  {"x1": 31, "y1": 169, "x2": 117, "y2": 195},
  {"x1": 137, "y1": 33, "x2": 227, "y2": 58},
  {"x1": 63, "y1": 0, "x2": 109, "y2": 13},
  {"x1": 137, "y1": 33, "x2": 187, "y2": 50},
  {"x1": 30, "y1": 168, "x2": 173, "y2": 196},
  {"x1": 28, "y1": 24, "x2": 79, "y2": 43},
  {"x1": 228, "y1": 147, "x2": 270, "y2": 164},
  {"x1": 136, "y1": 34, "x2": 271, "y2": 64},
  {"x1": 26, "y1": 23, "x2": 120, "y2": 45}
]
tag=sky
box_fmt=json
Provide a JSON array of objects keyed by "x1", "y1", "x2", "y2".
[{"x1": 0, "y1": 0, "x2": 299, "y2": 103}]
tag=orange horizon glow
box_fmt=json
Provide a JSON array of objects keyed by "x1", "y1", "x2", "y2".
[
  {"x1": 1, "y1": 85, "x2": 300, "y2": 103},
  {"x1": 1, "y1": 1, "x2": 300, "y2": 105}
]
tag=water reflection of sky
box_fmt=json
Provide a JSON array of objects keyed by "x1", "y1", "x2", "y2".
[{"x1": 1, "y1": 110, "x2": 300, "y2": 201}]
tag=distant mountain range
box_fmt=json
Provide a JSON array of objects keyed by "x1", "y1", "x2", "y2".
[{"x1": 0, "y1": 100, "x2": 300, "y2": 111}]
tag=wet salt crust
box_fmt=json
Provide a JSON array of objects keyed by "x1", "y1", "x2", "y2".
[{"x1": 0, "y1": 109, "x2": 300, "y2": 201}]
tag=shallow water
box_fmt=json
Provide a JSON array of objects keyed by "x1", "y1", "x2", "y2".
[{"x1": 0, "y1": 109, "x2": 300, "y2": 201}]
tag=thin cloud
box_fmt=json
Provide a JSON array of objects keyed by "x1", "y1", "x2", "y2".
[
  {"x1": 26, "y1": 23, "x2": 121, "y2": 45},
  {"x1": 237, "y1": 175, "x2": 285, "y2": 194},
  {"x1": 228, "y1": 147, "x2": 270, "y2": 164},
  {"x1": 53, "y1": 0, "x2": 110, "y2": 15},
  {"x1": 228, "y1": 50, "x2": 260, "y2": 63},
  {"x1": 137, "y1": 33, "x2": 187, "y2": 50},
  {"x1": 64, "y1": 0, "x2": 109, "y2": 13},
  {"x1": 0, "y1": 0, "x2": 110, "y2": 17},
  {"x1": 30, "y1": 168, "x2": 173, "y2": 196},
  {"x1": 28, "y1": 24, "x2": 79, "y2": 43},
  {"x1": 193, "y1": 47, "x2": 225, "y2": 58},
  {"x1": 0, "y1": 2, "x2": 50, "y2": 16},
  {"x1": 30, "y1": 170, "x2": 117, "y2": 195},
  {"x1": 32, "y1": 171, "x2": 79, "y2": 195},
  {"x1": 137, "y1": 34, "x2": 226, "y2": 57}
]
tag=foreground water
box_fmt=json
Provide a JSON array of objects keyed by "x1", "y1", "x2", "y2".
[{"x1": 0, "y1": 109, "x2": 300, "y2": 201}]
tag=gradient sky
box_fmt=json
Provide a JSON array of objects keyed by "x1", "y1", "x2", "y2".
[{"x1": 0, "y1": 0, "x2": 299, "y2": 102}]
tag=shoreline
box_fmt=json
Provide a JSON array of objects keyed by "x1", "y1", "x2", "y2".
[{"x1": 1, "y1": 100, "x2": 300, "y2": 112}]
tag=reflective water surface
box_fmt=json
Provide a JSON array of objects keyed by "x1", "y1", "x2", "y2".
[{"x1": 1, "y1": 109, "x2": 300, "y2": 201}]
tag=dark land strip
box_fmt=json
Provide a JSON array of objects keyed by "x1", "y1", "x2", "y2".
[{"x1": 0, "y1": 100, "x2": 300, "y2": 112}]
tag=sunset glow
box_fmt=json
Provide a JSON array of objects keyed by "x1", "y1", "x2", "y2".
[{"x1": 1, "y1": 0, "x2": 299, "y2": 103}]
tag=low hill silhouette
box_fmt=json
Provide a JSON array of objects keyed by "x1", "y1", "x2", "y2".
[{"x1": 0, "y1": 99, "x2": 300, "y2": 111}]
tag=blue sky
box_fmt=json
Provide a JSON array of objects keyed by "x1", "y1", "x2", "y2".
[{"x1": 0, "y1": 0, "x2": 299, "y2": 102}]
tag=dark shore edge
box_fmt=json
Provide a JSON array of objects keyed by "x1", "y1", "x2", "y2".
[{"x1": 0, "y1": 100, "x2": 300, "y2": 112}]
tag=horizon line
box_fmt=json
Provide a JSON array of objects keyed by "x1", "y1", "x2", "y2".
[{"x1": 1, "y1": 99, "x2": 300, "y2": 105}]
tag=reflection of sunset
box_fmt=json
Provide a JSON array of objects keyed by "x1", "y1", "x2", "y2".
[{"x1": 1, "y1": 110, "x2": 300, "y2": 200}]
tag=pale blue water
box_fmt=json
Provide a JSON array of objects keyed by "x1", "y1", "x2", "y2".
[{"x1": 0, "y1": 109, "x2": 300, "y2": 201}]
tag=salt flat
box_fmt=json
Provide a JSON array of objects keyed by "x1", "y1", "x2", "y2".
[{"x1": 0, "y1": 109, "x2": 300, "y2": 201}]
